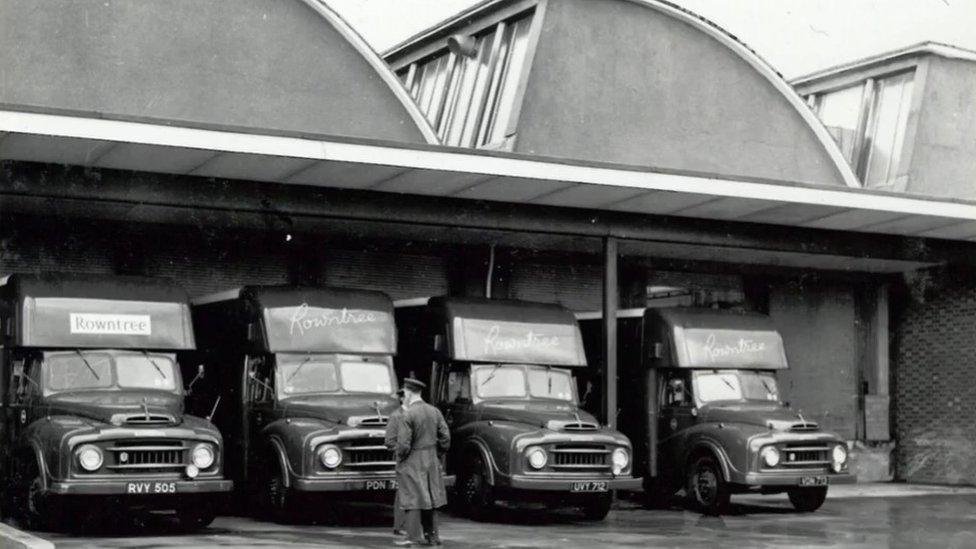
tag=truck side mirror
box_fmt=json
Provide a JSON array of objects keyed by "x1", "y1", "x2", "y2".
[
  {"x1": 433, "y1": 334, "x2": 445, "y2": 352},
  {"x1": 186, "y1": 364, "x2": 205, "y2": 394}
]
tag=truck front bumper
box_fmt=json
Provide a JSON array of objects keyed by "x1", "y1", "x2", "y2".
[
  {"x1": 502, "y1": 474, "x2": 642, "y2": 492},
  {"x1": 47, "y1": 478, "x2": 233, "y2": 496},
  {"x1": 292, "y1": 473, "x2": 455, "y2": 492},
  {"x1": 736, "y1": 471, "x2": 857, "y2": 486}
]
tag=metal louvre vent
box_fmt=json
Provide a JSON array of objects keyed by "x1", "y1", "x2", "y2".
[
  {"x1": 106, "y1": 440, "x2": 187, "y2": 472},
  {"x1": 124, "y1": 415, "x2": 174, "y2": 426},
  {"x1": 343, "y1": 441, "x2": 396, "y2": 471},
  {"x1": 356, "y1": 417, "x2": 389, "y2": 428},
  {"x1": 549, "y1": 444, "x2": 610, "y2": 471},
  {"x1": 788, "y1": 422, "x2": 819, "y2": 432},
  {"x1": 561, "y1": 422, "x2": 599, "y2": 432},
  {"x1": 780, "y1": 444, "x2": 830, "y2": 469}
]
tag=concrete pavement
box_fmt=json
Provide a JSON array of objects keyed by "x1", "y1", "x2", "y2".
[{"x1": 10, "y1": 484, "x2": 976, "y2": 549}]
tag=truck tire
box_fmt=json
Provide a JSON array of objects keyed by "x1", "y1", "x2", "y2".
[
  {"x1": 788, "y1": 487, "x2": 828, "y2": 512},
  {"x1": 175, "y1": 504, "x2": 216, "y2": 530},
  {"x1": 580, "y1": 493, "x2": 613, "y2": 521},
  {"x1": 455, "y1": 454, "x2": 493, "y2": 520},
  {"x1": 261, "y1": 458, "x2": 296, "y2": 523},
  {"x1": 686, "y1": 455, "x2": 730, "y2": 515}
]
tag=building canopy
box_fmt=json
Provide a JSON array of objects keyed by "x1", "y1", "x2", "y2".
[
  {"x1": 386, "y1": 0, "x2": 858, "y2": 187},
  {"x1": 0, "y1": 0, "x2": 435, "y2": 144}
]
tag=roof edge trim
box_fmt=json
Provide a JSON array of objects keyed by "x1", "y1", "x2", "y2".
[
  {"x1": 626, "y1": 0, "x2": 862, "y2": 189},
  {"x1": 792, "y1": 41, "x2": 976, "y2": 86},
  {"x1": 301, "y1": 0, "x2": 440, "y2": 145}
]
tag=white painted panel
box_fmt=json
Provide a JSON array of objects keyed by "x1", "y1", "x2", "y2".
[
  {"x1": 190, "y1": 152, "x2": 316, "y2": 182},
  {"x1": 610, "y1": 190, "x2": 717, "y2": 214},
  {"x1": 0, "y1": 134, "x2": 115, "y2": 166},
  {"x1": 529, "y1": 184, "x2": 646, "y2": 208},
  {"x1": 739, "y1": 203, "x2": 845, "y2": 225},
  {"x1": 372, "y1": 169, "x2": 494, "y2": 195},
  {"x1": 96, "y1": 143, "x2": 217, "y2": 173},
  {"x1": 452, "y1": 177, "x2": 571, "y2": 201},
  {"x1": 801, "y1": 209, "x2": 907, "y2": 231},
  {"x1": 669, "y1": 197, "x2": 789, "y2": 220},
  {"x1": 287, "y1": 161, "x2": 407, "y2": 189}
]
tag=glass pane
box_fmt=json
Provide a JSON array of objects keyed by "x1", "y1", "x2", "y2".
[
  {"x1": 739, "y1": 371, "x2": 779, "y2": 401},
  {"x1": 115, "y1": 353, "x2": 177, "y2": 390},
  {"x1": 460, "y1": 31, "x2": 498, "y2": 147},
  {"x1": 340, "y1": 361, "x2": 393, "y2": 394},
  {"x1": 426, "y1": 53, "x2": 456, "y2": 128},
  {"x1": 416, "y1": 59, "x2": 442, "y2": 115},
  {"x1": 863, "y1": 72, "x2": 914, "y2": 187},
  {"x1": 46, "y1": 352, "x2": 113, "y2": 391},
  {"x1": 445, "y1": 35, "x2": 489, "y2": 146},
  {"x1": 693, "y1": 371, "x2": 742, "y2": 403},
  {"x1": 278, "y1": 355, "x2": 339, "y2": 395},
  {"x1": 526, "y1": 367, "x2": 574, "y2": 401},
  {"x1": 816, "y1": 84, "x2": 865, "y2": 164},
  {"x1": 473, "y1": 365, "x2": 526, "y2": 398},
  {"x1": 437, "y1": 54, "x2": 465, "y2": 139},
  {"x1": 476, "y1": 22, "x2": 513, "y2": 146},
  {"x1": 485, "y1": 15, "x2": 533, "y2": 145}
]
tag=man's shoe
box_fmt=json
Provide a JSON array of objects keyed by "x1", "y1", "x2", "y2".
[
  {"x1": 425, "y1": 535, "x2": 443, "y2": 546},
  {"x1": 392, "y1": 540, "x2": 417, "y2": 547}
]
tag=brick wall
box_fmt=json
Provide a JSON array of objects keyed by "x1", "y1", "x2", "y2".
[{"x1": 892, "y1": 270, "x2": 976, "y2": 485}]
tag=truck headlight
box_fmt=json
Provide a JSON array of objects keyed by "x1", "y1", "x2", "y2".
[
  {"x1": 318, "y1": 444, "x2": 342, "y2": 469},
  {"x1": 191, "y1": 443, "x2": 216, "y2": 470},
  {"x1": 76, "y1": 444, "x2": 103, "y2": 472},
  {"x1": 527, "y1": 447, "x2": 548, "y2": 470},
  {"x1": 831, "y1": 444, "x2": 848, "y2": 472},
  {"x1": 761, "y1": 446, "x2": 780, "y2": 468},
  {"x1": 611, "y1": 448, "x2": 630, "y2": 474}
]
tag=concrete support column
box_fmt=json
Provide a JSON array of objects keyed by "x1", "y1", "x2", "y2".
[{"x1": 603, "y1": 236, "x2": 618, "y2": 429}]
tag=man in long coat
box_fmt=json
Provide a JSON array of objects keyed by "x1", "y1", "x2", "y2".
[
  {"x1": 394, "y1": 378, "x2": 450, "y2": 546},
  {"x1": 385, "y1": 389, "x2": 407, "y2": 539}
]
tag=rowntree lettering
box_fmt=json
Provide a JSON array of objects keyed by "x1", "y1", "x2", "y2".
[
  {"x1": 288, "y1": 303, "x2": 379, "y2": 336},
  {"x1": 483, "y1": 325, "x2": 560, "y2": 355},
  {"x1": 702, "y1": 333, "x2": 767, "y2": 363},
  {"x1": 69, "y1": 313, "x2": 152, "y2": 336}
]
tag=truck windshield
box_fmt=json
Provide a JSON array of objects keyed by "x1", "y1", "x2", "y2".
[
  {"x1": 277, "y1": 353, "x2": 393, "y2": 396},
  {"x1": 473, "y1": 364, "x2": 575, "y2": 402},
  {"x1": 693, "y1": 370, "x2": 779, "y2": 403},
  {"x1": 45, "y1": 351, "x2": 178, "y2": 392}
]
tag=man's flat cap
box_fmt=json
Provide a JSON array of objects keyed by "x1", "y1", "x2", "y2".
[{"x1": 403, "y1": 377, "x2": 427, "y2": 391}]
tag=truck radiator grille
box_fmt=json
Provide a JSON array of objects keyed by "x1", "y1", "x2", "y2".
[
  {"x1": 343, "y1": 441, "x2": 396, "y2": 471},
  {"x1": 106, "y1": 440, "x2": 187, "y2": 472},
  {"x1": 780, "y1": 444, "x2": 831, "y2": 468},
  {"x1": 549, "y1": 445, "x2": 610, "y2": 471}
]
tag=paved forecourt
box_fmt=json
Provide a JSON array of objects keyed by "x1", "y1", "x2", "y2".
[{"x1": 11, "y1": 485, "x2": 976, "y2": 549}]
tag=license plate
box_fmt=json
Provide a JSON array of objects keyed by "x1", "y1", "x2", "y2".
[
  {"x1": 570, "y1": 481, "x2": 608, "y2": 493},
  {"x1": 799, "y1": 476, "x2": 828, "y2": 487},
  {"x1": 126, "y1": 481, "x2": 177, "y2": 494},
  {"x1": 365, "y1": 479, "x2": 397, "y2": 491}
]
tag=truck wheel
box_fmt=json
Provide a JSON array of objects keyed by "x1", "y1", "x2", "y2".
[
  {"x1": 686, "y1": 455, "x2": 730, "y2": 515},
  {"x1": 175, "y1": 504, "x2": 216, "y2": 530},
  {"x1": 788, "y1": 487, "x2": 828, "y2": 512},
  {"x1": 580, "y1": 493, "x2": 613, "y2": 521},
  {"x1": 262, "y1": 461, "x2": 294, "y2": 523},
  {"x1": 456, "y1": 454, "x2": 493, "y2": 520}
]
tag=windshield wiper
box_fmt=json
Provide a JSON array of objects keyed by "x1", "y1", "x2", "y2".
[
  {"x1": 287, "y1": 354, "x2": 313, "y2": 383},
  {"x1": 546, "y1": 365, "x2": 553, "y2": 395},
  {"x1": 720, "y1": 376, "x2": 737, "y2": 392},
  {"x1": 480, "y1": 364, "x2": 503, "y2": 387},
  {"x1": 142, "y1": 351, "x2": 167, "y2": 379},
  {"x1": 74, "y1": 349, "x2": 101, "y2": 381},
  {"x1": 760, "y1": 377, "x2": 776, "y2": 398}
]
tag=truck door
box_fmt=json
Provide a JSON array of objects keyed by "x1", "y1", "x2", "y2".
[
  {"x1": 658, "y1": 369, "x2": 696, "y2": 477},
  {"x1": 438, "y1": 364, "x2": 474, "y2": 430},
  {"x1": 244, "y1": 355, "x2": 275, "y2": 477}
]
